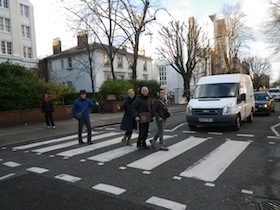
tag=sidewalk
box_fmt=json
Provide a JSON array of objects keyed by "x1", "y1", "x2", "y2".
[{"x1": 0, "y1": 104, "x2": 186, "y2": 146}]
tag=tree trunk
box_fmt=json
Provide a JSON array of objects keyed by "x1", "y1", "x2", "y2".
[
  {"x1": 132, "y1": 32, "x2": 140, "y2": 80},
  {"x1": 182, "y1": 72, "x2": 192, "y2": 102}
]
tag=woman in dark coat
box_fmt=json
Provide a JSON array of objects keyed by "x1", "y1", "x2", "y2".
[
  {"x1": 118, "y1": 89, "x2": 137, "y2": 146},
  {"x1": 41, "y1": 92, "x2": 55, "y2": 129}
]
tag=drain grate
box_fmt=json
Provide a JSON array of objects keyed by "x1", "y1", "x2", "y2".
[{"x1": 255, "y1": 198, "x2": 280, "y2": 210}]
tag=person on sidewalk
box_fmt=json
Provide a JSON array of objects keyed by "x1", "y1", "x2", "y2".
[
  {"x1": 150, "y1": 89, "x2": 171, "y2": 151},
  {"x1": 71, "y1": 90, "x2": 99, "y2": 145},
  {"x1": 118, "y1": 89, "x2": 137, "y2": 146},
  {"x1": 41, "y1": 92, "x2": 55, "y2": 129},
  {"x1": 132, "y1": 86, "x2": 153, "y2": 150}
]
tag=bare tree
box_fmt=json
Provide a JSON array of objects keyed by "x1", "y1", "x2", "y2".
[
  {"x1": 264, "y1": 0, "x2": 280, "y2": 55},
  {"x1": 246, "y1": 56, "x2": 271, "y2": 89},
  {"x1": 157, "y1": 17, "x2": 210, "y2": 101},
  {"x1": 221, "y1": 3, "x2": 252, "y2": 73}
]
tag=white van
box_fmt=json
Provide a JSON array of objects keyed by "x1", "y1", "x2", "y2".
[{"x1": 186, "y1": 74, "x2": 255, "y2": 130}]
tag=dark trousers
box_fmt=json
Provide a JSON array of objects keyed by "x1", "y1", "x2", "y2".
[
  {"x1": 137, "y1": 122, "x2": 149, "y2": 147},
  {"x1": 78, "y1": 118, "x2": 92, "y2": 143},
  {"x1": 44, "y1": 112, "x2": 55, "y2": 126},
  {"x1": 125, "y1": 131, "x2": 132, "y2": 138}
]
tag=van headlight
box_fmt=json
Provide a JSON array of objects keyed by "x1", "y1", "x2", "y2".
[
  {"x1": 222, "y1": 104, "x2": 232, "y2": 115},
  {"x1": 186, "y1": 105, "x2": 193, "y2": 116}
]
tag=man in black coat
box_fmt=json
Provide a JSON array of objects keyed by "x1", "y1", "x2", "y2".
[
  {"x1": 132, "y1": 86, "x2": 152, "y2": 150},
  {"x1": 41, "y1": 92, "x2": 55, "y2": 129}
]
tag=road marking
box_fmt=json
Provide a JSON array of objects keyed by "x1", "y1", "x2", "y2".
[
  {"x1": 0, "y1": 159, "x2": 2, "y2": 161},
  {"x1": 88, "y1": 135, "x2": 174, "y2": 163},
  {"x1": 3, "y1": 161, "x2": 21, "y2": 168},
  {"x1": 54, "y1": 174, "x2": 81, "y2": 183},
  {"x1": 180, "y1": 140, "x2": 250, "y2": 182},
  {"x1": 0, "y1": 173, "x2": 16, "y2": 181},
  {"x1": 267, "y1": 136, "x2": 280, "y2": 139},
  {"x1": 92, "y1": 183, "x2": 126, "y2": 195},
  {"x1": 271, "y1": 123, "x2": 280, "y2": 136},
  {"x1": 173, "y1": 176, "x2": 182, "y2": 180},
  {"x1": 143, "y1": 171, "x2": 151, "y2": 175},
  {"x1": 236, "y1": 134, "x2": 254, "y2": 138},
  {"x1": 31, "y1": 132, "x2": 119, "y2": 154},
  {"x1": 26, "y1": 167, "x2": 49, "y2": 174},
  {"x1": 127, "y1": 137, "x2": 208, "y2": 171},
  {"x1": 49, "y1": 155, "x2": 55, "y2": 158},
  {"x1": 165, "y1": 123, "x2": 186, "y2": 132},
  {"x1": 183, "y1": 130, "x2": 196, "y2": 134},
  {"x1": 241, "y1": 189, "x2": 253, "y2": 195},
  {"x1": 146, "y1": 196, "x2": 187, "y2": 210},
  {"x1": 119, "y1": 166, "x2": 126, "y2": 170},
  {"x1": 105, "y1": 128, "x2": 116, "y2": 131},
  {"x1": 208, "y1": 132, "x2": 223, "y2": 135},
  {"x1": 2, "y1": 147, "x2": 6, "y2": 150},
  {"x1": 269, "y1": 142, "x2": 275, "y2": 145},
  {"x1": 56, "y1": 134, "x2": 137, "y2": 157},
  {"x1": 97, "y1": 162, "x2": 104, "y2": 166},
  {"x1": 12, "y1": 131, "x2": 99, "y2": 150},
  {"x1": 205, "y1": 183, "x2": 215, "y2": 187},
  {"x1": 80, "y1": 159, "x2": 86, "y2": 162}
]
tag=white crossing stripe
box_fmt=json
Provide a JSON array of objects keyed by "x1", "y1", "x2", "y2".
[
  {"x1": 92, "y1": 183, "x2": 126, "y2": 195},
  {"x1": 31, "y1": 132, "x2": 119, "y2": 154},
  {"x1": 12, "y1": 131, "x2": 99, "y2": 150},
  {"x1": 180, "y1": 140, "x2": 251, "y2": 182},
  {"x1": 165, "y1": 123, "x2": 185, "y2": 132},
  {"x1": 88, "y1": 135, "x2": 175, "y2": 163},
  {"x1": 0, "y1": 173, "x2": 16, "y2": 181},
  {"x1": 3, "y1": 161, "x2": 21, "y2": 168},
  {"x1": 146, "y1": 196, "x2": 187, "y2": 210},
  {"x1": 26, "y1": 167, "x2": 49, "y2": 174},
  {"x1": 208, "y1": 132, "x2": 223, "y2": 135},
  {"x1": 56, "y1": 134, "x2": 138, "y2": 157},
  {"x1": 127, "y1": 137, "x2": 208, "y2": 171},
  {"x1": 241, "y1": 189, "x2": 253, "y2": 195},
  {"x1": 236, "y1": 134, "x2": 254, "y2": 138},
  {"x1": 54, "y1": 174, "x2": 81, "y2": 183}
]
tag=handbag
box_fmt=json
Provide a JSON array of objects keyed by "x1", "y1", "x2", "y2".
[
  {"x1": 138, "y1": 112, "x2": 151, "y2": 123},
  {"x1": 75, "y1": 102, "x2": 86, "y2": 120},
  {"x1": 158, "y1": 98, "x2": 171, "y2": 119}
]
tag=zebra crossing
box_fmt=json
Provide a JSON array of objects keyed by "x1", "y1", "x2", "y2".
[{"x1": 1, "y1": 128, "x2": 255, "y2": 210}]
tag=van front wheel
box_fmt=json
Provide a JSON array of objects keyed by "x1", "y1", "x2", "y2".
[
  {"x1": 247, "y1": 111, "x2": 253, "y2": 122},
  {"x1": 233, "y1": 115, "x2": 241, "y2": 131},
  {"x1": 189, "y1": 124, "x2": 196, "y2": 130}
]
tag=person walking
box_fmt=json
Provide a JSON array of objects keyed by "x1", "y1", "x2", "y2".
[
  {"x1": 41, "y1": 92, "x2": 55, "y2": 129},
  {"x1": 150, "y1": 89, "x2": 171, "y2": 151},
  {"x1": 118, "y1": 89, "x2": 137, "y2": 146},
  {"x1": 71, "y1": 90, "x2": 99, "y2": 145},
  {"x1": 132, "y1": 86, "x2": 152, "y2": 150}
]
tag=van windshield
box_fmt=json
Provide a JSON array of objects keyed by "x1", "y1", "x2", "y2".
[{"x1": 192, "y1": 83, "x2": 238, "y2": 99}]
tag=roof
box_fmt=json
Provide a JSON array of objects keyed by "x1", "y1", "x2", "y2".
[{"x1": 197, "y1": 74, "x2": 251, "y2": 85}]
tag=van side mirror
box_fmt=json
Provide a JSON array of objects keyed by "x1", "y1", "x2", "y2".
[{"x1": 240, "y1": 93, "x2": 246, "y2": 101}]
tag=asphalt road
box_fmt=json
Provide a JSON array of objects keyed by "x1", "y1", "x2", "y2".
[{"x1": 0, "y1": 103, "x2": 280, "y2": 210}]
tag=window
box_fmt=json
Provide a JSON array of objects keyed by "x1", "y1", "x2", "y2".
[
  {"x1": 104, "y1": 54, "x2": 110, "y2": 66},
  {"x1": 23, "y1": 46, "x2": 32, "y2": 58},
  {"x1": 21, "y1": 25, "x2": 30, "y2": 39},
  {"x1": 143, "y1": 74, "x2": 148, "y2": 80},
  {"x1": 117, "y1": 75, "x2": 124, "y2": 80},
  {"x1": 0, "y1": 0, "x2": 8, "y2": 8},
  {"x1": 104, "y1": 73, "x2": 111, "y2": 81},
  {"x1": 117, "y1": 55, "x2": 123, "y2": 67},
  {"x1": 61, "y1": 59, "x2": 64, "y2": 69},
  {"x1": 67, "y1": 81, "x2": 73, "y2": 90},
  {"x1": 159, "y1": 66, "x2": 167, "y2": 86},
  {"x1": 1, "y1": 41, "x2": 12, "y2": 54},
  {"x1": 67, "y1": 57, "x2": 72, "y2": 69},
  {"x1": 20, "y1": 4, "x2": 29, "y2": 17},
  {"x1": 143, "y1": 60, "x2": 147, "y2": 71},
  {"x1": 0, "y1": 17, "x2": 10, "y2": 32}
]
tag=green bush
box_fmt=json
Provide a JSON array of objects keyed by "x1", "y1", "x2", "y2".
[{"x1": 132, "y1": 80, "x2": 161, "y2": 98}]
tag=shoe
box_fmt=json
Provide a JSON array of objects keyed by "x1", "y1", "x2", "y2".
[
  {"x1": 47, "y1": 126, "x2": 50, "y2": 129},
  {"x1": 52, "y1": 126, "x2": 56, "y2": 129},
  {"x1": 137, "y1": 145, "x2": 145, "y2": 150},
  {"x1": 121, "y1": 135, "x2": 127, "y2": 145},
  {"x1": 150, "y1": 139, "x2": 156, "y2": 149},
  {"x1": 87, "y1": 142, "x2": 93, "y2": 145},
  {"x1": 79, "y1": 141, "x2": 85, "y2": 145},
  {"x1": 160, "y1": 145, "x2": 169, "y2": 151},
  {"x1": 143, "y1": 145, "x2": 150, "y2": 149}
]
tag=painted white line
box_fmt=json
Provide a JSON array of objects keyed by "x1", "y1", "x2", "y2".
[
  {"x1": 63, "y1": 157, "x2": 69, "y2": 160},
  {"x1": 205, "y1": 183, "x2": 215, "y2": 187},
  {"x1": 92, "y1": 183, "x2": 126, "y2": 195},
  {"x1": 267, "y1": 136, "x2": 280, "y2": 139},
  {"x1": 271, "y1": 123, "x2": 280, "y2": 136},
  {"x1": 26, "y1": 167, "x2": 49, "y2": 174},
  {"x1": 36, "y1": 153, "x2": 42, "y2": 156},
  {"x1": 180, "y1": 140, "x2": 251, "y2": 182},
  {"x1": 80, "y1": 159, "x2": 86, "y2": 162},
  {"x1": 56, "y1": 134, "x2": 137, "y2": 157},
  {"x1": 208, "y1": 132, "x2": 223, "y2": 135},
  {"x1": 173, "y1": 176, "x2": 182, "y2": 180},
  {"x1": 0, "y1": 173, "x2": 16, "y2": 181},
  {"x1": 165, "y1": 123, "x2": 186, "y2": 132},
  {"x1": 269, "y1": 142, "x2": 275, "y2": 145},
  {"x1": 127, "y1": 137, "x2": 208, "y2": 171},
  {"x1": 2, "y1": 147, "x2": 6, "y2": 150},
  {"x1": 119, "y1": 166, "x2": 126, "y2": 170},
  {"x1": 24, "y1": 151, "x2": 29, "y2": 153},
  {"x1": 237, "y1": 134, "x2": 254, "y2": 138},
  {"x1": 183, "y1": 130, "x2": 196, "y2": 134},
  {"x1": 12, "y1": 131, "x2": 99, "y2": 150},
  {"x1": 241, "y1": 189, "x2": 253, "y2": 195},
  {"x1": 49, "y1": 155, "x2": 55, "y2": 158},
  {"x1": 146, "y1": 196, "x2": 187, "y2": 210},
  {"x1": 97, "y1": 162, "x2": 104, "y2": 166},
  {"x1": 54, "y1": 174, "x2": 81, "y2": 183},
  {"x1": 88, "y1": 135, "x2": 174, "y2": 162},
  {"x1": 3, "y1": 161, "x2": 21, "y2": 168},
  {"x1": 105, "y1": 128, "x2": 116, "y2": 131},
  {"x1": 143, "y1": 171, "x2": 151, "y2": 175},
  {"x1": 0, "y1": 159, "x2": 2, "y2": 161}
]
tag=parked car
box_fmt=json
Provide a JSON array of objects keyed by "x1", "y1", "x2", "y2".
[
  {"x1": 254, "y1": 91, "x2": 275, "y2": 115},
  {"x1": 269, "y1": 87, "x2": 280, "y2": 101}
]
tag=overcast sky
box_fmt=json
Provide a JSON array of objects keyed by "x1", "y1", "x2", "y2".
[{"x1": 30, "y1": 0, "x2": 279, "y2": 81}]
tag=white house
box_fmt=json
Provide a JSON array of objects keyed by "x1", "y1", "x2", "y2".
[
  {"x1": 0, "y1": 0, "x2": 37, "y2": 69},
  {"x1": 39, "y1": 33, "x2": 154, "y2": 93}
]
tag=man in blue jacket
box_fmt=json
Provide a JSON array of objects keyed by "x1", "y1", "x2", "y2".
[{"x1": 71, "y1": 90, "x2": 99, "y2": 145}]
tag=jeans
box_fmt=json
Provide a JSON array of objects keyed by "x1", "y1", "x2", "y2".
[
  {"x1": 78, "y1": 117, "x2": 91, "y2": 143},
  {"x1": 44, "y1": 112, "x2": 55, "y2": 126},
  {"x1": 137, "y1": 122, "x2": 149, "y2": 147},
  {"x1": 154, "y1": 118, "x2": 165, "y2": 144}
]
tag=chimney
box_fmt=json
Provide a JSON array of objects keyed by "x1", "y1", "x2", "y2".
[
  {"x1": 140, "y1": 49, "x2": 145, "y2": 56},
  {"x1": 53, "y1": 38, "x2": 61, "y2": 54},
  {"x1": 77, "y1": 31, "x2": 88, "y2": 48}
]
